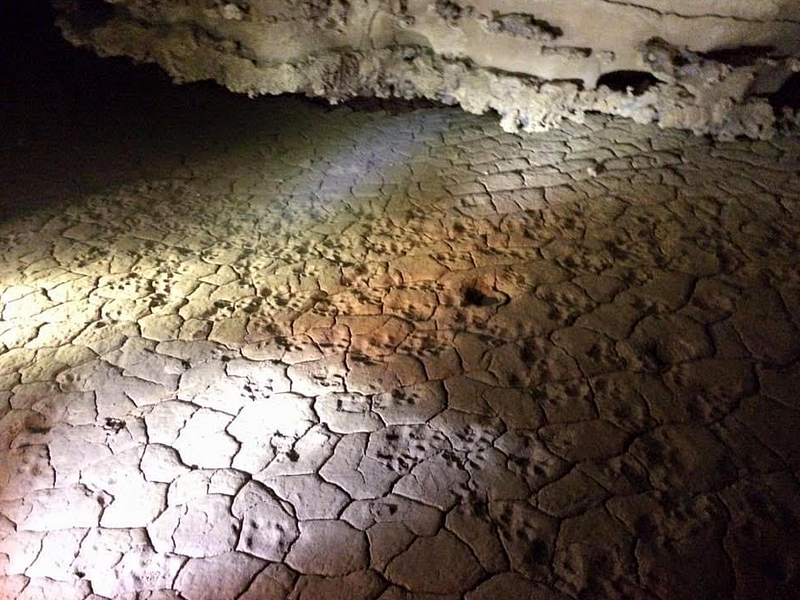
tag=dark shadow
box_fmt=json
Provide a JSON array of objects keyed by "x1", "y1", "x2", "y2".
[
  {"x1": 307, "y1": 96, "x2": 451, "y2": 115},
  {"x1": 700, "y1": 45, "x2": 777, "y2": 67},
  {"x1": 0, "y1": 0, "x2": 446, "y2": 223},
  {"x1": 596, "y1": 70, "x2": 659, "y2": 96},
  {"x1": 771, "y1": 72, "x2": 800, "y2": 111}
]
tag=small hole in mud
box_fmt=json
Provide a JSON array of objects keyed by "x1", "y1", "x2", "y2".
[
  {"x1": 528, "y1": 539, "x2": 550, "y2": 564},
  {"x1": 597, "y1": 70, "x2": 659, "y2": 96},
  {"x1": 26, "y1": 425, "x2": 51, "y2": 434},
  {"x1": 634, "y1": 515, "x2": 657, "y2": 541},
  {"x1": 103, "y1": 417, "x2": 126, "y2": 432},
  {"x1": 462, "y1": 285, "x2": 499, "y2": 307}
]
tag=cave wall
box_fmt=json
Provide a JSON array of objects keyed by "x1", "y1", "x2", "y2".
[{"x1": 55, "y1": 0, "x2": 800, "y2": 137}]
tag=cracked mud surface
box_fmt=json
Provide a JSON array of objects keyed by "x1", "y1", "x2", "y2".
[{"x1": 2, "y1": 87, "x2": 800, "y2": 599}]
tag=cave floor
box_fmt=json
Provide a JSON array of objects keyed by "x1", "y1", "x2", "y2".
[{"x1": 2, "y1": 89, "x2": 800, "y2": 600}]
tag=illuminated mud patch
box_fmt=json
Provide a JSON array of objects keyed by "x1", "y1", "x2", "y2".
[{"x1": 1, "y1": 99, "x2": 800, "y2": 600}]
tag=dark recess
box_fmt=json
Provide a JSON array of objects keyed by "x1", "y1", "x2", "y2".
[
  {"x1": 701, "y1": 45, "x2": 777, "y2": 67},
  {"x1": 550, "y1": 78, "x2": 585, "y2": 91},
  {"x1": 596, "y1": 70, "x2": 659, "y2": 96},
  {"x1": 771, "y1": 72, "x2": 800, "y2": 111},
  {"x1": 0, "y1": 0, "x2": 458, "y2": 223},
  {"x1": 1, "y1": 0, "x2": 182, "y2": 150},
  {"x1": 306, "y1": 95, "x2": 450, "y2": 114}
]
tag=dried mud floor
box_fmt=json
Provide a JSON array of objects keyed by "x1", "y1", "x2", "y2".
[{"x1": 2, "y1": 83, "x2": 800, "y2": 600}]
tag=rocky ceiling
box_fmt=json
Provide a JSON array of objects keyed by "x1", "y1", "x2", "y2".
[{"x1": 55, "y1": 0, "x2": 800, "y2": 138}]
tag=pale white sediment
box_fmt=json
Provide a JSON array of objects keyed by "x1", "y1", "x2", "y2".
[{"x1": 55, "y1": 0, "x2": 800, "y2": 138}]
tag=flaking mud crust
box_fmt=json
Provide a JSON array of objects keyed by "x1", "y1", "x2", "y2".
[{"x1": 1, "y1": 99, "x2": 800, "y2": 600}]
